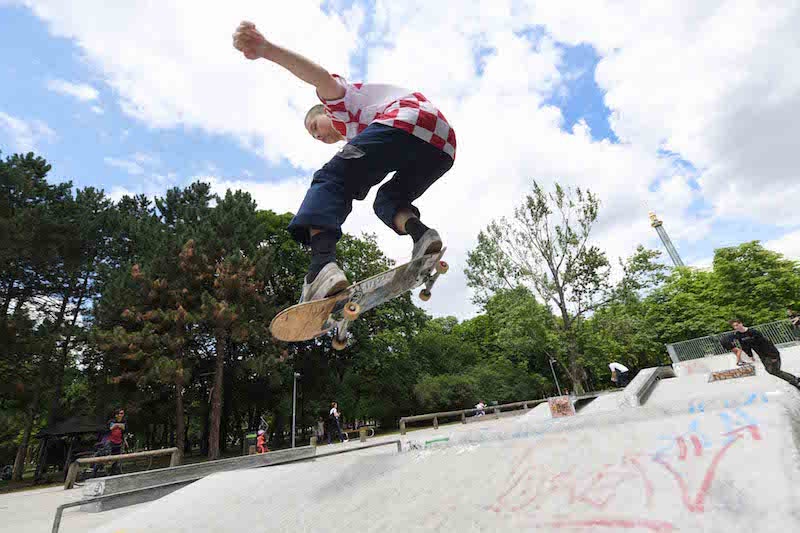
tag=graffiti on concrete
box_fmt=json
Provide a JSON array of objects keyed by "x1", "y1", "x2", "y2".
[
  {"x1": 488, "y1": 407, "x2": 764, "y2": 530},
  {"x1": 709, "y1": 364, "x2": 756, "y2": 382},
  {"x1": 548, "y1": 396, "x2": 576, "y2": 418},
  {"x1": 688, "y1": 392, "x2": 768, "y2": 414}
]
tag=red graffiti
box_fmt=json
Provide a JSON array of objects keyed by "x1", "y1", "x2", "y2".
[
  {"x1": 653, "y1": 425, "x2": 761, "y2": 513},
  {"x1": 490, "y1": 423, "x2": 762, "y2": 527},
  {"x1": 489, "y1": 453, "x2": 654, "y2": 514},
  {"x1": 537, "y1": 518, "x2": 676, "y2": 531},
  {"x1": 675, "y1": 435, "x2": 703, "y2": 461}
]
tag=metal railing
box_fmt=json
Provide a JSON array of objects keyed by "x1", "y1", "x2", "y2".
[
  {"x1": 397, "y1": 391, "x2": 618, "y2": 435},
  {"x1": 64, "y1": 447, "x2": 181, "y2": 490},
  {"x1": 665, "y1": 319, "x2": 800, "y2": 363},
  {"x1": 399, "y1": 399, "x2": 548, "y2": 435}
]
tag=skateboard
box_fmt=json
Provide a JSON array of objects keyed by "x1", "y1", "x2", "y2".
[{"x1": 270, "y1": 248, "x2": 448, "y2": 350}]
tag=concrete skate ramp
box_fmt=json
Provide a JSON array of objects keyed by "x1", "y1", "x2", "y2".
[{"x1": 93, "y1": 347, "x2": 800, "y2": 532}]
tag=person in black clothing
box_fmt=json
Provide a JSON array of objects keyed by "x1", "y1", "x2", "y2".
[
  {"x1": 729, "y1": 319, "x2": 800, "y2": 389},
  {"x1": 788, "y1": 309, "x2": 800, "y2": 340}
]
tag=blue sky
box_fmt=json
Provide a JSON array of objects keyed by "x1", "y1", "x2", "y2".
[
  {"x1": 0, "y1": 5, "x2": 618, "y2": 193},
  {"x1": 2, "y1": 1, "x2": 798, "y2": 318},
  {"x1": 0, "y1": 5, "x2": 287, "y2": 197}
]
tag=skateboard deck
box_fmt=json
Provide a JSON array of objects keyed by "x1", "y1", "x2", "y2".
[{"x1": 270, "y1": 248, "x2": 447, "y2": 344}]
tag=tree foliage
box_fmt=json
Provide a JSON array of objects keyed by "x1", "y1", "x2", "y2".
[{"x1": 4, "y1": 150, "x2": 799, "y2": 484}]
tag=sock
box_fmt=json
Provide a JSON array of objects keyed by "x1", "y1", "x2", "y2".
[
  {"x1": 306, "y1": 231, "x2": 338, "y2": 283},
  {"x1": 404, "y1": 217, "x2": 429, "y2": 243}
]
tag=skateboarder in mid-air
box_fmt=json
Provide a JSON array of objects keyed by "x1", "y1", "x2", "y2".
[{"x1": 233, "y1": 21, "x2": 456, "y2": 304}]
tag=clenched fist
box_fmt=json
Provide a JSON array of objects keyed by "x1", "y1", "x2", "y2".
[{"x1": 233, "y1": 21, "x2": 270, "y2": 60}]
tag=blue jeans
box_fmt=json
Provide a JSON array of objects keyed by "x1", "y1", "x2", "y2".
[{"x1": 288, "y1": 124, "x2": 454, "y2": 244}]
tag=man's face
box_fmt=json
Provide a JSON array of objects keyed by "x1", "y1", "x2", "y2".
[
  {"x1": 732, "y1": 321, "x2": 746, "y2": 332},
  {"x1": 305, "y1": 114, "x2": 341, "y2": 144}
]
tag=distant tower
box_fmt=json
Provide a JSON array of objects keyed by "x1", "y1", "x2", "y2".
[{"x1": 649, "y1": 212, "x2": 685, "y2": 267}]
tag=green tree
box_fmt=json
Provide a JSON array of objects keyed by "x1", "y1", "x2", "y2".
[
  {"x1": 466, "y1": 181, "x2": 611, "y2": 393},
  {"x1": 0, "y1": 152, "x2": 83, "y2": 480},
  {"x1": 713, "y1": 241, "x2": 800, "y2": 322}
]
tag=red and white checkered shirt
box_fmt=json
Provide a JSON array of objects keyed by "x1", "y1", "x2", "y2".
[{"x1": 318, "y1": 74, "x2": 456, "y2": 160}]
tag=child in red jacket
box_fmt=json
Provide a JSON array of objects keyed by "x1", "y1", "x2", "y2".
[{"x1": 256, "y1": 430, "x2": 269, "y2": 454}]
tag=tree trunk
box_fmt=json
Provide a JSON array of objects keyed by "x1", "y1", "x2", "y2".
[
  {"x1": 48, "y1": 270, "x2": 91, "y2": 425},
  {"x1": 207, "y1": 334, "x2": 226, "y2": 460},
  {"x1": 200, "y1": 400, "x2": 210, "y2": 456},
  {"x1": 11, "y1": 401, "x2": 36, "y2": 481},
  {"x1": 184, "y1": 413, "x2": 191, "y2": 453},
  {"x1": 220, "y1": 345, "x2": 233, "y2": 454},
  {"x1": 46, "y1": 283, "x2": 73, "y2": 427},
  {"x1": 174, "y1": 370, "x2": 185, "y2": 461}
]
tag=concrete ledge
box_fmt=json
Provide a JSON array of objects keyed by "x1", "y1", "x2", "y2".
[
  {"x1": 82, "y1": 446, "x2": 315, "y2": 502},
  {"x1": 620, "y1": 366, "x2": 676, "y2": 408},
  {"x1": 672, "y1": 352, "x2": 764, "y2": 377}
]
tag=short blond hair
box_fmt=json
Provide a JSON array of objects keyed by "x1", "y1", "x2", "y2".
[{"x1": 304, "y1": 104, "x2": 325, "y2": 128}]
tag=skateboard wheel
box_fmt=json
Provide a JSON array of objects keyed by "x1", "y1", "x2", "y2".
[
  {"x1": 332, "y1": 336, "x2": 347, "y2": 351},
  {"x1": 436, "y1": 261, "x2": 449, "y2": 274},
  {"x1": 419, "y1": 289, "x2": 432, "y2": 301},
  {"x1": 343, "y1": 302, "x2": 361, "y2": 321}
]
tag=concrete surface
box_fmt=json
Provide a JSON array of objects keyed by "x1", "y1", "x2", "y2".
[
  {"x1": 0, "y1": 484, "x2": 145, "y2": 533},
  {"x1": 86, "y1": 345, "x2": 800, "y2": 532},
  {"x1": 6, "y1": 346, "x2": 800, "y2": 533}
]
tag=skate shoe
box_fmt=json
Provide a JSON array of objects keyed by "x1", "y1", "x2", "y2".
[
  {"x1": 411, "y1": 228, "x2": 443, "y2": 262},
  {"x1": 299, "y1": 262, "x2": 349, "y2": 304}
]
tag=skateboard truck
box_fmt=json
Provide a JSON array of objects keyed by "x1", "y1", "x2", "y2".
[
  {"x1": 331, "y1": 302, "x2": 360, "y2": 350},
  {"x1": 419, "y1": 260, "x2": 449, "y2": 301}
]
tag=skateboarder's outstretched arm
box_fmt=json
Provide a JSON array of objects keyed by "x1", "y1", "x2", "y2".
[{"x1": 232, "y1": 21, "x2": 345, "y2": 101}]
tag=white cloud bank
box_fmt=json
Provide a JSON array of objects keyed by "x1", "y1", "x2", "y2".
[
  {"x1": 0, "y1": 111, "x2": 56, "y2": 152},
  {"x1": 16, "y1": 0, "x2": 800, "y2": 318},
  {"x1": 45, "y1": 78, "x2": 99, "y2": 101}
]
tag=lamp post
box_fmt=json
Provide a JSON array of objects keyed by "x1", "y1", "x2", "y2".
[
  {"x1": 549, "y1": 357, "x2": 562, "y2": 396},
  {"x1": 291, "y1": 372, "x2": 300, "y2": 448}
]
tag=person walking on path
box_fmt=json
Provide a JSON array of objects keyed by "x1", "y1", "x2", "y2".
[{"x1": 328, "y1": 402, "x2": 345, "y2": 444}]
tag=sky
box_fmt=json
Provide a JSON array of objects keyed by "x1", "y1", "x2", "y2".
[{"x1": 1, "y1": 0, "x2": 799, "y2": 320}]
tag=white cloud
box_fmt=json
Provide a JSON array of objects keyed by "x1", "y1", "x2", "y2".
[
  {"x1": 18, "y1": 0, "x2": 363, "y2": 169},
  {"x1": 0, "y1": 111, "x2": 56, "y2": 152},
  {"x1": 107, "y1": 185, "x2": 135, "y2": 203},
  {"x1": 103, "y1": 152, "x2": 160, "y2": 175},
  {"x1": 91, "y1": 105, "x2": 104, "y2": 114},
  {"x1": 18, "y1": 0, "x2": 800, "y2": 318},
  {"x1": 203, "y1": 175, "x2": 309, "y2": 216},
  {"x1": 132, "y1": 152, "x2": 159, "y2": 165},
  {"x1": 766, "y1": 230, "x2": 800, "y2": 261},
  {"x1": 521, "y1": 0, "x2": 800, "y2": 226},
  {"x1": 103, "y1": 156, "x2": 143, "y2": 175},
  {"x1": 46, "y1": 78, "x2": 99, "y2": 101}
]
